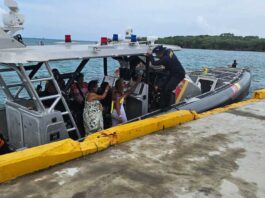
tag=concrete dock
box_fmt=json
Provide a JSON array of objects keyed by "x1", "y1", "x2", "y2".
[{"x1": 0, "y1": 99, "x2": 265, "y2": 198}]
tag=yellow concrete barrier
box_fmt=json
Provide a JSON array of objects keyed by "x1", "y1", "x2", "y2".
[
  {"x1": 0, "y1": 139, "x2": 82, "y2": 183},
  {"x1": 0, "y1": 110, "x2": 195, "y2": 183},
  {"x1": 253, "y1": 89, "x2": 265, "y2": 99},
  {"x1": 81, "y1": 135, "x2": 111, "y2": 155},
  {"x1": 83, "y1": 110, "x2": 196, "y2": 145}
]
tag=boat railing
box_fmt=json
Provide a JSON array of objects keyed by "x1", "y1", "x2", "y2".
[{"x1": 0, "y1": 61, "x2": 81, "y2": 149}]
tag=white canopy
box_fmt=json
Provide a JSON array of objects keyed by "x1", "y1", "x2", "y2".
[
  {"x1": 0, "y1": 43, "x2": 152, "y2": 64},
  {"x1": 0, "y1": 42, "x2": 181, "y2": 64}
]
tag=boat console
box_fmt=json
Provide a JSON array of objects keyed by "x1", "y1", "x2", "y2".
[
  {"x1": 126, "y1": 82, "x2": 149, "y2": 120},
  {"x1": 5, "y1": 101, "x2": 68, "y2": 149}
]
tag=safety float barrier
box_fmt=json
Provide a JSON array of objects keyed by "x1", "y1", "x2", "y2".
[{"x1": 0, "y1": 89, "x2": 265, "y2": 183}]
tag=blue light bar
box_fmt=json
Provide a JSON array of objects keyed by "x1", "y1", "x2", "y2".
[
  {"x1": 131, "y1": 34, "x2": 137, "y2": 42},
  {"x1": 113, "y1": 34, "x2": 118, "y2": 42}
]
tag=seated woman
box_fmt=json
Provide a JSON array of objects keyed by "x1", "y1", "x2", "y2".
[
  {"x1": 45, "y1": 69, "x2": 65, "y2": 95},
  {"x1": 111, "y1": 77, "x2": 141, "y2": 126},
  {"x1": 43, "y1": 69, "x2": 65, "y2": 109},
  {"x1": 83, "y1": 80, "x2": 109, "y2": 135}
]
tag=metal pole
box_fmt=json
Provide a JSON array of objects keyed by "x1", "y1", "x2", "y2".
[
  {"x1": 103, "y1": 57, "x2": 108, "y2": 76},
  {"x1": 145, "y1": 56, "x2": 150, "y2": 84},
  {"x1": 19, "y1": 64, "x2": 46, "y2": 112},
  {"x1": 0, "y1": 74, "x2": 14, "y2": 100},
  {"x1": 64, "y1": 59, "x2": 89, "y2": 93},
  {"x1": 44, "y1": 62, "x2": 81, "y2": 139},
  {"x1": 14, "y1": 63, "x2": 43, "y2": 98},
  {"x1": 48, "y1": 97, "x2": 61, "y2": 112},
  {"x1": 28, "y1": 62, "x2": 43, "y2": 79}
]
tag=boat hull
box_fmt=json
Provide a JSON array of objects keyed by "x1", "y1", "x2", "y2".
[{"x1": 176, "y1": 69, "x2": 251, "y2": 113}]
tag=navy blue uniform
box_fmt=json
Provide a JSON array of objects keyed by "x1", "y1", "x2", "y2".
[{"x1": 151, "y1": 49, "x2": 185, "y2": 109}]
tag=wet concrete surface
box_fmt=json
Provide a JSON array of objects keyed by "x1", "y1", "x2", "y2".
[{"x1": 0, "y1": 100, "x2": 265, "y2": 198}]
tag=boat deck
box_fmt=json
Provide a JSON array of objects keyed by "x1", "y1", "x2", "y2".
[{"x1": 0, "y1": 99, "x2": 265, "y2": 197}]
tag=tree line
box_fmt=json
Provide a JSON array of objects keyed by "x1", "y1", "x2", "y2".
[{"x1": 156, "y1": 33, "x2": 265, "y2": 52}]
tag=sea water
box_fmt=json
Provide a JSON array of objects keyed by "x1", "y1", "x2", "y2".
[{"x1": 0, "y1": 38, "x2": 264, "y2": 105}]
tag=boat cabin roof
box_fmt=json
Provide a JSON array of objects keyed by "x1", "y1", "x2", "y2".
[
  {"x1": 0, "y1": 43, "x2": 156, "y2": 64},
  {"x1": 0, "y1": 42, "x2": 181, "y2": 65}
]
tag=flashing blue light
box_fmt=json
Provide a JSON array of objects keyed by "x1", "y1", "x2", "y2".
[
  {"x1": 131, "y1": 34, "x2": 137, "y2": 42},
  {"x1": 113, "y1": 34, "x2": 118, "y2": 42}
]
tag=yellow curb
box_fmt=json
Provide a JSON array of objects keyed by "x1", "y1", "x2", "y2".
[
  {"x1": 0, "y1": 139, "x2": 82, "y2": 183},
  {"x1": 90, "y1": 110, "x2": 196, "y2": 145},
  {"x1": 253, "y1": 89, "x2": 265, "y2": 99}
]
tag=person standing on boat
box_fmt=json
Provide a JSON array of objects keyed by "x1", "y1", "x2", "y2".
[
  {"x1": 83, "y1": 80, "x2": 109, "y2": 134},
  {"x1": 97, "y1": 82, "x2": 113, "y2": 129},
  {"x1": 148, "y1": 45, "x2": 186, "y2": 110},
  {"x1": 111, "y1": 78, "x2": 141, "y2": 126}
]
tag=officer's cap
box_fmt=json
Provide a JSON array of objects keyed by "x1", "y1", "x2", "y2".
[{"x1": 152, "y1": 45, "x2": 165, "y2": 54}]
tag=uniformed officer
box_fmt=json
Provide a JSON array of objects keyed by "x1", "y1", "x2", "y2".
[{"x1": 148, "y1": 45, "x2": 186, "y2": 109}]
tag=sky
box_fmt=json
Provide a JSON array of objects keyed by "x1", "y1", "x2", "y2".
[{"x1": 0, "y1": 0, "x2": 265, "y2": 41}]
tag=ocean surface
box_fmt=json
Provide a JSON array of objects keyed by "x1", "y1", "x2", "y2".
[{"x1": 0, "y1": 38, "x2": 264, "y2": 105}]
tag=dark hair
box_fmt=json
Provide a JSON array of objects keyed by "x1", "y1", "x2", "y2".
[
  {"x1": 52, "y1": 69, "x2": 61, "y2": 80},
  {"x1": 52, "y1": 68, "x2": 60, "y2": 75},
  {"x1": 97, "y1": 82, "x2": 109, "y2": 95},
  {"x1": 129, "y1": 56, "x2": 141, "y2": 67},
  {"x1": 114, "y1": 78, "x2": 124, "y2": 94},
  {"x1": 101, "y1": 82, "x2": 109, "y2": 90},
  {"x1": 88, "y1": 80, "x2": 98, "y2": 92}
]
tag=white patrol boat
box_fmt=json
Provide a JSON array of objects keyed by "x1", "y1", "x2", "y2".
[{"x1": 0, "y1": 0, "x2": 251, "y2": 152}]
